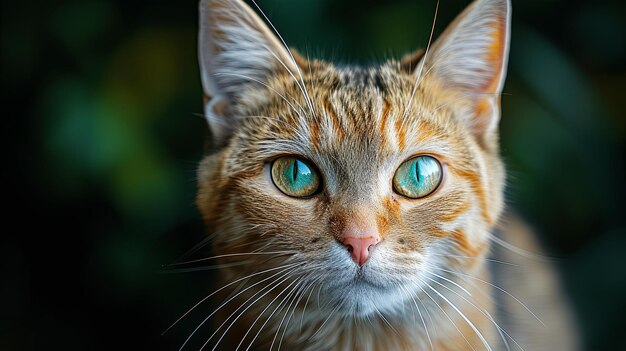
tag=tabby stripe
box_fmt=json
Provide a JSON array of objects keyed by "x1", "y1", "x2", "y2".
[
  {"x1": 394, "y1": 113, "x2": 407, "y2": 150},
  {"x1": 375, "y1": 214, "x2": 390, "y2": 239},
  {"x1": 415, "y1": 120, "x2": 437, "y2": 143},
  {"x1": 324, "y1": 96, "x2": 343, "y2": 141},
  {"x1": 450, "y1": 228, "x2": 484, "y2": 258},
  {"x1": 308, "y1": 115, "x2": 321, "y2": 151},
  {"x1": 438, "y1": 201, "x2": 471, "y2": 223},
  {"x1": 378, "y1": 98, "x2": 391, "y2": 146},
  {"x1": 456, "y1": 169, "x2": 493, "y2": 225}
]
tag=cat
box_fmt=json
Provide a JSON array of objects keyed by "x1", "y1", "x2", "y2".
[{"x1": 186, "y1": 0, "x2": 580, "y2": 349}]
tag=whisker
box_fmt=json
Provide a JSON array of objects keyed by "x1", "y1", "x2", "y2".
[
  {"x1": 168, "y1": 262, "x2": 300, "y2": 340},
  {"x1": 429, "y1": 272, "x2": 473, "y2": 297},
  {"x1": 171, "y1": 263, "x2": 301, "y2": 350},
  {"x1": 420, "y1": 284, "x2": 477, "y2": 351},
  {"x1": 207, "y1": 270, "x2": 300, "y2": 351},
  {"x1": 236, "y1": 277, "x2": 304, "y2": 350},
  {"x1": 399, "y1": 285, "x2": 419, "y2": 330},
  {"x1": 173, "y1": 232, "x2": 217, "y2": 263},
  {"x1": 426, "y1": 283, "x2": 493, "y2": 351},
  {"x1": 403, "y1": 286, "x2": 434, "y2": 351},
  {"x1": 309, "y1": 301, "x2": 341, "y2": 340},
  {"x1": 415, "y1": 287, "x2": 438, "y2": 350},
  {"x1": 270, "y1": 278, "x2": 309, "y2": 350},
  {"x1": 426, "y1": 276, "x2": 521, "y2": 351},
  {"x1": 244, "y1": 116, "x2": 311, "y2": 146},
  {"x1": 259, "y1": 44, "x2": 311, "y2": 113},
  {"x1": 249, "y1": 0, "x2": 317, "y2": 117},
  {"x1": 489, "y1": 235, "x2": 551, "y2": 261},
  {"x1": 429, "y1": 252, "x2": 519, "y2": 267},
  {"x1": 212, "y1": 72, "x2": 305, "y2": 120},
  {"x1": 163, "y1": 251, "x2": 295, "y2": 268},
  {"x1": 436, "y1": 267, "x2": 545, "y2": 326},
  {"x1": 276, "y1": 279, "x2": 311, "y2": 351},
  {"x1": 299, "y1": 278, "x2": 320, "y2": 334},
  {"x1": 373, "y1": 303, "x2": 398, "y2": 336},
  {"x1": 401, "y1": 0, "x2": 440, "y2": 124}
]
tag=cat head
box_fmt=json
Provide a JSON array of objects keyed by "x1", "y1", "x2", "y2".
[{"x1": 196, "y1": 0, "x2": 510, "y2": 316}]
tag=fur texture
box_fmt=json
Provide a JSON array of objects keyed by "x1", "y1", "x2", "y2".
[{"x1": 189, "y1": 0, "x2": 579, "y2": 349}]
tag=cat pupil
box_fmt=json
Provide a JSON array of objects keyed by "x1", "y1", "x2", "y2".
[
  {"x1": 414, "y1": 161, "x2": 421, "y2": 183},
  {"x1": 292, "y1": 160, "x2": 298, "y2": 182}
]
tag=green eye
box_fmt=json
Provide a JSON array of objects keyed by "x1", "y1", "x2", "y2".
[
  {"x1": 271, "y1": 156, "x2": 321, "y2": 197},
  {"x1": 393, "y1": 156, "x2": 443, "y2": 199}
]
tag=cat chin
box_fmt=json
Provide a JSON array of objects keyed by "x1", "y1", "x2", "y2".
[
  {"x1": 317, "y1": 243, "x2": 433, "y2": 318},
  {"x1": 331, "y1": 283, "x2": 411, "y2": 318}
]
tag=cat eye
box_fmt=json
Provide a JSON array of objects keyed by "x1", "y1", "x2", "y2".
[
  {"x1": 393, "y1": 155, "x2": 443, "y2": 199},
  {"x1": 271, "y1": 156, "x2": 321, "y2": 198}
]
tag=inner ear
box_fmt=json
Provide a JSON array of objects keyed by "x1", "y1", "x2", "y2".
[
  {"x1": 414, "y1": 0, "x2": 511, "y2": 141},
  {"x1": 198, "y1": 0, "x2": 308, "y2": 143},
  {"x1": 422, "y1": 0, "x2": 510, "y2": 94},
  {"x1": 199, "y1": 0, "x2": 300, "y2": 98}
]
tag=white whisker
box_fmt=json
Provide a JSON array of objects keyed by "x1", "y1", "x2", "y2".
[
  {"x1": 164, "y1": 250, "x2": 296, "y2": 268},
  {"x1": 270, "y1": 283, "x2": 313, "y2": 350},
  {"x1": 309, "y1": 301, "x2": 341, "y2": 340},
  {"x1": 178, "y1": 263, "x2": 302, "y2": 349},
  {"x1": 270, "y1": 279, "x2": 309, "y2": 351},
  {"x1": 164, "y1": 262, "x2": 298, "y2": 336},
  {"x1": 249, "y1": 0, "x2": 317, "y2": 116},
  {"x1": 437, "y1": 267, "x2": 545, "y2": 326},
  {"x1": 401, "y1": 0, "x2": 440, "y2": 125},
  {"x1": 426, "y1": 283, "x2": 493, "y2": 351},
  {"x1": 299, "y1": 278, "x2": 320, "y2": 334},
  {"x1": 430, "y1": 272, "x2": 473, "y2": 297},
  {"x1": 489, "y1": 235, "x2": 551, "y2": 261},
  {"x1": 426, "y1": 276, "x2": 521, "y2": 351},
  {"x1": 205, "y1": 269, "x2": 299, "y2": 351},
  {"x1": 212, "y1": 72, "x2": 305, "y2": 119},
  {"x1": 420, "y1": 284, "x2": 477, "y2": 351},
  {"x1": 236, "y1": 277, "x2": 303, "y2": 350}
]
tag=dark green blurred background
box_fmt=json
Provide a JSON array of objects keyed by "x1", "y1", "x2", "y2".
[{"x1": 3, "y1": 0, "x2": 625, "y2": 349}]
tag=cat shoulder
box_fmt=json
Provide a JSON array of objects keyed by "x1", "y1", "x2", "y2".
[{"x1": 491, "y1": 213, "x2": 581, "y2": 351}]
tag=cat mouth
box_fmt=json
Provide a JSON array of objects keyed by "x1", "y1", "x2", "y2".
[
  {"x1": 328, "y1": 279, "x2": 400, "y2": 317},
  {"x1": 340, "y1": 266, "x2": 395, "y2": 292},
  {"x1": 351, "y1": 267, "x2": 386, "y2": 286},
  {"x1": 350, "y1": 277, "x2": 389, "y2": 294}
]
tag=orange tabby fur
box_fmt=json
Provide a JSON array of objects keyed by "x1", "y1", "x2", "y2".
[{"x1": 191, "y1": 0, "x2": 579, "y2": 349}]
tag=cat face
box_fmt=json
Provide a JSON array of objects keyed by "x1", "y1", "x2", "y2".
[{"x1": 197, "y1": 0, "x2": 509, "y2": 318}]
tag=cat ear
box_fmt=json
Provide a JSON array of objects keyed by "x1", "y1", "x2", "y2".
[
  {"x1": 418, "y1": 0, "x2": 511, "y2": 140},
  {"x1": 198, "y1": 0, "x2": 300, "y2": 141}
]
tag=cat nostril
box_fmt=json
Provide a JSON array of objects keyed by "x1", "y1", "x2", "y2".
[{"x1": 342, "y1": 236, "x2": 380, "y2": 266}]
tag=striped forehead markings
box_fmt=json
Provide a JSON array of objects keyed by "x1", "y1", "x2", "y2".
[
  {"x1": 297, "y1": 66, "x2": 443, "y2": 155},
  {"x1": 378, "y1": 98, "x2": 391, "y2": 147},
  {"x1": 323, "y1": 95, "x2": 344, "y2": 142}
]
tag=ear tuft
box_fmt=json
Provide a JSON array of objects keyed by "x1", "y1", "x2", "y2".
[
  {"x1": 420, "y1": 0, "x2": 511, "y2": 140},
  {"x1": 198, "y1": 0, "x2": 299, "y2": 141}
]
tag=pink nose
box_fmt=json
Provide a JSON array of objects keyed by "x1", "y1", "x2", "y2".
[{"x1": 342, "y1": 236, "x2": 380, "y2": 266}]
